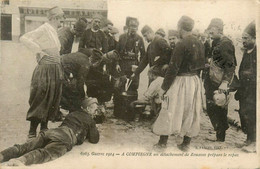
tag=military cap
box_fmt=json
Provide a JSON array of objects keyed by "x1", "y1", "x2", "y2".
[
  {"x1": 74, "y1": 18, "x2": 87, "y2": 33},
  {"x1": 141, "y1": 25, "x2": 153, "y2": 35},
  {"x1": 104, "y1": 19, "x2": 113, "y2": 26},
  {"x1": 207, "y1": 18, "x2": 224, "y2": 32},
  {"x1": 177, "y1": 15, "x2": 194, "y2": 32},
  {"x1": 78, "y1": 48, "x2": 103, "y2": 62},
  {"x1": 168, "y1": 30, "x2": 179, "y2": 38},
  {"x1": 82, "y1": 97, "x2": 98, "y2": 109},
  {"x1": 91, "y1": 49, "x2": 103, "y2": 62},
  {"x1": 126, "y1": 17, "x2": 139, "y2": 27},
  {"x1": 46, "y1": 6, "x2": 64, "y2": 20},
  {"x1": 110, "y1": 27, "x2": 119, "y2": 35},
  {"x1": 155, "y1": 28, "x2": 166, "y2": 37},
  {"x1": 244, "y1": 21, "x2": 256, "y2": 38},
  {"x1": 103, "y1": 50, "x2": 120, "y2": 62}
]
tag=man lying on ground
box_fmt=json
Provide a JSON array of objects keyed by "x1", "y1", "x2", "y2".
[{"x1": 0, "y1": 97, "x2": 100, "y2": 166}]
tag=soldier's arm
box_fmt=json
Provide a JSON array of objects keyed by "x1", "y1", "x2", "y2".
[
  {"x1": 139, "y1": 37, "x2": 146, "y2": 61},
  {"x1": 87, "y1": 121, "x2": 100, "y2": 144},
  {"x1": 161, "y1": 42, "x2": 185, "y2": 91},
  {"x1": 219, "y1": 41, "x2": 236, "y2": 84},
  {"x1": 135, "y1": 52, "x2": 148, "y2": 75},
  {"x1": 20, "y1": 25, "x2": 46, "y2": 55}
]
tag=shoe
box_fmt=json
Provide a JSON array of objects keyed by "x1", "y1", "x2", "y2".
[
  {"x1": 27, "y1": 134, "x2": 36, "y2": 142},
  {"x1": 177, "y1": 136, "x2": 191, "y2": 152},
  {"x1": 153, "y1": 143, "x2": 167, "y2": 151},
  {"x1": 5, "y1": 158, "x2": 25, "y2": 166},
  {"x1": 235, "y1": 140, "x2": 252, "y2": 148},
  {"x1": 242, "y1": 142, "x2": 256, "y2": 153},
  {"x1": 177, "y1": 143, "x2": 190, "y2": 152},
  {"x1": 216, "y1": 130, "x2": 226, "y2": 142}
]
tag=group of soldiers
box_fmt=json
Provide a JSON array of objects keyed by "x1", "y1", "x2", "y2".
[{"x1": 0, "y1": 5, "x2": 257, "y2": 166}]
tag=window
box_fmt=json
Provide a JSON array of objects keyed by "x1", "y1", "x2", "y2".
[{"x1": 2, "y1": 0, "x2": 9, "y2": 5}]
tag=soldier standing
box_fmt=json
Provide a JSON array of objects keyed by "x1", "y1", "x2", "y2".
[
  {"x1": 78, "y1": 14, "x2": 108, "y2": 53},
  {"x1": 58, "y1": 17, "x2": 88, "y2": 55},
  {"x1": 79, "y1": 14, "x2": 112, "y2": 103},
  {"x1": 204, "y1": 18, "x2": 237, "y2": 142},
  {"x1": 133, "y1": 25, "x2": 171, "y2": 81},
  {"x1": 102, "y1": 19, "x2": 117, "y2": 52},
  {"x1": 20, "y1": 6, "x2": 65, "y2": 139},
  {"x1": 154, "y1": 16, "x2": 205, "y2": 151},
  {"x1": 167, "y1": 30, "x2": 180, "y2": 51},
  {"x1": 235, "y1": 21, "x2": 256, "y2": 153},
  {"x1": 155, "y1": 28, "x2": 166, "y2": 38},
  {"x1": 115, "y1": 17, "x2": 145, "y2": 92}
]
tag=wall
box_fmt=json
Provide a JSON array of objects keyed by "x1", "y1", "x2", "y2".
[{"x1": 1, "y1": 0, "x2": 107, "y2": 41}]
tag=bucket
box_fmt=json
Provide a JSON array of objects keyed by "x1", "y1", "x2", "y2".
[{"x1": 113, "y1": 90, "x2": 138, "y2": 121}]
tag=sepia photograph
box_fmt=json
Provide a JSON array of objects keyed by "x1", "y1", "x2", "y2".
[{"x1": 0, "y1": 0, "x2": 259, "y2": 168}]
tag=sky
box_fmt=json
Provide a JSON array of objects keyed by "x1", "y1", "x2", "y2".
[{"x1": 107, "y1": 0, "x2": 258, "y2": 37}]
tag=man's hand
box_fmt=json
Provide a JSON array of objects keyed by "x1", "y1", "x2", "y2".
[
  {"x1": 36, "y1": 51, "x2": 47, "y2": 63},
  {"x1": 159, "y1": 88, "x2": 166, "y2": 100},
  {"x1": 116, "y1": 64, "x2": 121, "y2": 72},
  {"x1": 218, "y1": 81, "x2": 229, "y2": 93}
]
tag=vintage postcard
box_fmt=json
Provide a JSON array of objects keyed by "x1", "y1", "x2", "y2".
[{"x1": 0, "y1": 0, "x2": 259, "y2": 168}]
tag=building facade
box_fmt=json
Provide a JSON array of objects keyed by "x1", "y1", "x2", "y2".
[{"x1": 1, "y1": 0, "x2": 108, "y2": 41}]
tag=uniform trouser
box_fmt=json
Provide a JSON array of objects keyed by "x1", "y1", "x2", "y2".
[
  {"x1": 1, "y1": 127, "x2": 75, "y2": 165},
  {"x1": 204, "y1": 75, "x2": 229, "y2": 134},
  {"x1": 238, "y1": 91, "x2": 256, "y2": 142},
  {"x1": 206, "y1": 102, "x2": 229, "y2": 132}
]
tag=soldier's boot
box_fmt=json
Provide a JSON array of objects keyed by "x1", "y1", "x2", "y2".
[
  {"x1": 216, "y1": 130, "x2": 226, "y2": 142},
  {"x1": 28, "y1": 121, "x2": 39, "y2": 140},
  {"x1": 154, "y1": 135, "x2": 168, "y2": 149},
  {"x1": 177, "y1": 136, "x2": 191, "y2": 152},
  {"x1": 40, "y1": 121, "x2": 48, "y2": 131}
]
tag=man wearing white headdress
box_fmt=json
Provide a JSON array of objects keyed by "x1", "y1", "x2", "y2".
[{"x1": 20, "y1": 6, "x2": 65, "y2": 139}]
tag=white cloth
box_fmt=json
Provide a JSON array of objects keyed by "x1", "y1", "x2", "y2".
[
  {"x1": 20, "y1": 22, "x2": 61, "y2": 57},
  {"x1": 140, "y1": 77, "x2": 164, "y2": 104},
  {"x1": 152, "y1": 75, "x2": 203, "y2": 137}
]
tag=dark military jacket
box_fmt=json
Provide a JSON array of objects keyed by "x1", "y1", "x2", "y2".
[
  {"x1": 211, "y1": 36, "x2": 237, "y2": 83},
  {"x1": 236, "y1": 46, "x2": 256, "y2": 103},
  {"x1": 61, "y1": 52, "x2": 91, "y2": 98},
  {"x1": 162, "y1": 35, "x2": 205, "y2": 91},
  {"x1": 60, "y1": 110, "x2": 99, "y2": 145},
  {"x1": 79, "y1": 29, "x2": 108, "y2": 53},
  {"x1": 239, "y1": 47, "x2": 256, "y2": 83},
  {"x1": 105, "y1": 32, "x2": 117, "y2": 52},
  {"x1": 58, "y1": 27, "x2": 74, "y2": 55},
  {"x1": 204, "y1": 40, "x2": 211, "y2": 61},
  {"x1": 135, "y1": 35, "x2": 171, "y2": 75},
  {"x1": 116, "y1": 33, "x2": 145, "y2": 61}
]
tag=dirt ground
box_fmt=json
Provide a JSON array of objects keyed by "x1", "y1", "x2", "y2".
[{"x1": 0, "y1": 41, "x2": 259, "y2": 169}]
